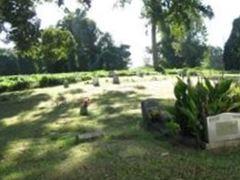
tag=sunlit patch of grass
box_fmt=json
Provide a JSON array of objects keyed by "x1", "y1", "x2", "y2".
[{"x1": 1, "y1": 76, "x2": 240, "y2": 179}]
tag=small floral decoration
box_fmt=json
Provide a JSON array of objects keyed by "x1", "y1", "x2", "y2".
[{"x1": 81, "y1": 97, "x2": 90, "y2": 108}]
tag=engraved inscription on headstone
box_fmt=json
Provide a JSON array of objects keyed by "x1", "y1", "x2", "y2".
[
  {"x1": 216, "y1": 121, "x2": 238, "y2": 137},
  {"x1": 207, "y1": 113, "x2": 240, "y2": 143}
]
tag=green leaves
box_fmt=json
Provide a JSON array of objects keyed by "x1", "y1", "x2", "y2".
[
  {"x1": 174, "y1": 77, "x2": 187, "y2": 99},
  {"x1": 174, "y1": 77, "x2": 238, "y2": 143},
  {"x1": 223, "y1": 17, "x2": 240, "y2": 70},
  {"x1": 215, "y1": 79, "x2": 232, "y2": 96},
  {"x1": 41, "y1": 28, "x2": 77, "y2": 72}
]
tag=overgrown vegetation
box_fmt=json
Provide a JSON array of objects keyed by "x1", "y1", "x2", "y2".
[{"x1": 173, "y1": 77, "x2": 240, "y2": 145}]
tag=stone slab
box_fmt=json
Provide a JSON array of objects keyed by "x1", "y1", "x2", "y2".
[
  {"x1": 206, "y1": 113, "x2": 240, "y2": 148},
  {"x1": 76, "y1": 131, "x2": 103, "y2": 141},
  {"x1": 205, "y1": 138, "x2": 240, "y2": 150}
]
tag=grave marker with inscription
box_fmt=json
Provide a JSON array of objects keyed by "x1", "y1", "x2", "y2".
[{"x1": 206, "y1": 113, "x2": 240, "y2": 149}]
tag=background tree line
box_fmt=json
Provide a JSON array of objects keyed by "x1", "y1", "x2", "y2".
[
  {"x1": 0, "y1": 7, "x2": 131, "y2": 75},
  {"x1": 0, "y1": 0, "x2": 239, "y2": 73}
]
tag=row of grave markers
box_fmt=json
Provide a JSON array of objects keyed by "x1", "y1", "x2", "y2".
[{"x1": 92, "y1": 75, "x2": 120, "y2": 87}]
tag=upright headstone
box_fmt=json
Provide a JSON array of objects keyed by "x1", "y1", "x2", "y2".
[
  {"x1": 206, "y1": 113, "x2": 240, "y2": 149},
  {"x1": 92, "y1": 77, "x2": 100, "y2": 87},
  {"x1": 141, "y1": 99, "x2": 164, "y2": 130},
  {"x1": 138, "y1": 72, "x2": 144, "y2": 78},
  {"x1": 113, "y1": 75, "x2": 120, "y2": 84},
  {"x1": 63, "y1": 80, "x2": 69, "y2": 88}
]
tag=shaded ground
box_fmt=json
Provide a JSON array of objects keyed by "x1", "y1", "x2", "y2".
[{"x1": 0, "y1": 75, "x2": 240, "y2": 180}]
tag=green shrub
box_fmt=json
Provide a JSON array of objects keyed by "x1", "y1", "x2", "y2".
[
  {"x1": 174, "y1": 77, "x2": 240, "y2": 144},
  {"x1": 155, "y1": 65, "x2": 166, "y2": 74},
  {"x1": 39, "y1": 76, "x2": 64, "y2": 87},
  {"x1": 0, "y1": 68, "x2": 157, "y2": 93},
  {"x1": 80, "y1": 74, "x2": 92, "y2": 81},
  {"x1": 64, "y1": 76, "x2": 77, "y2": 83},
  {"x1": 165, "y1": 120, "x2": 180, "y2": 136},
  {"x1": 9, "y1": 79, "x2": 31, "y2": 91},
  {"x1": 0, "y1": 82, "x2": 9, "y2": 93}
]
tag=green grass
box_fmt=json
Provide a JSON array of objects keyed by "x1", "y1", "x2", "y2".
[{"x1": 1, "y1": 76, "x2": 240, "y2": 179}]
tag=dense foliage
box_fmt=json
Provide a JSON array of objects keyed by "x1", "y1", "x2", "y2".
[
  {"x1": 58, "y1": 9, "x2": 131, "y2": 71},
  {"x1": 203, "y1": 46, "x2": 223, "y2": 69},
  {"x1": 0, "y1": 68, "x2": 158, "y2": 93},
  {"x1": 0, "y1": 49, "x2": 19, "y2": 75},
  {"x1": 120, "y1": 0, "x2": 213, "y2": 69},
  {"x1": 0, "y1": 0, "x2": 40, "y2": 51},
  {"x1": 223, "y1": 17, "x2": 240, "y2": 70},
  {"x1": 0, "y1": 0, "x2": 90, "y2": 51},
  {"x1": 160, "y1": 24, "x2": 208, "y2": 68},
  {"x1": 0, "y1": 8, "x2": 131, "y2": 75},
  {"x1": 1, "y1": 0, "x2": 214, "y2": 72},
  {"x1": 41, "y1": 28, "x2": 78, "y2": 73},
  {"x1": 174, "y1": 77, "x2": 240, "y2": 144}
]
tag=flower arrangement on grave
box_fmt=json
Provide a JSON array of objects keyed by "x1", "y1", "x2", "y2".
[{"x1": 80, "y1": 97, "x2": 90, "y2": 116}]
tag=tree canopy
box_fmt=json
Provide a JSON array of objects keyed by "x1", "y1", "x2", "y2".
[
  {"x1": 223, "y1": 17, "x2": 240, "y2": 70},
  {"x1": 0, "y1": 0, "x2": 216, "y2": 72},
  {"x1": 0, "y1": 0, "x2": 91, "y2": 51},
  {"x1": 0, "y1": 7, "x2": 131, "y2": 75},
  {"x1": 118, "y1": 0, "x2": 213, "y2": 69}
]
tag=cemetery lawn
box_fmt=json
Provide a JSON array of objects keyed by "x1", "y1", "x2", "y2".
[{"x1": 1, "y1": 76, "x2": 240, "y2": 180}]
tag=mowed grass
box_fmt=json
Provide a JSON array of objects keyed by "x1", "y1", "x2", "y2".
[{"x1": 0, "y1": 76, "x2": 240, "y2": 180}]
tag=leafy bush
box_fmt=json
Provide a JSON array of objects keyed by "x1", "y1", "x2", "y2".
[
  {"x1": 39, "y1": 76, "x2": 64, "y2": 87},
  {"x1": 174, "y1": 77, "x2": 240, "y2": 144},
  {"x1": 0, "y1": 78, "x2": 31, "y2": 92},
  {"x1": 165, "y1": 120, "x2": 180, "y2": 136},
  {"x1": 80, "y1": 74, "x2": 92, "y2": 81},
  {"x1": 0, "y1": 82, "x2": 9, "y2": 93},
  {"x1": 155, "y1": 65, "x2": 166, "y2": 74},
  {"x1": 8, "y1": 78, "x2": 31, "y2": 91},
  {"x1": 0, "y1": 68, "x2": 157, "y2": 93}
]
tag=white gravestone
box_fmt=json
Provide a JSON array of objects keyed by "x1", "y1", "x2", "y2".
[{"x1": 206, "y1": 113, "x2": 240, "y2": 149}]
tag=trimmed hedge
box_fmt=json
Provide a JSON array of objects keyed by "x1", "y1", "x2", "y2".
[{"x1": 0, "y1": 69, "x2": 159, "y2": 93}]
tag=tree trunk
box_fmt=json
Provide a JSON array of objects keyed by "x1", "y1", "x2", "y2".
[{"x1": 151, "y1": 18, "x2": 158, "y2": 70}]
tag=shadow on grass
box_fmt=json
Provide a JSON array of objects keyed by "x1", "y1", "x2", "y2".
[
  {"x1": 0, "y1": 90, "x2": 34, "y2": 102},
  {"x1": 0, "y1": 92, "x2": 105, "y2": 179},
  {"x1": 3, "y1": 89, "x2": 230, "y2": 180},
  {"x1": 66, "y1": 88, "x2": 84, "y2": 95},
  {"x1": 93, "y1": 90, "x2": 148, "y2": 115},
  {"x1": 0, "y1": 92, "x2": 51, "y2": 119}
]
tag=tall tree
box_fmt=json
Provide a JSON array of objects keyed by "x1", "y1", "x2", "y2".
[
  {"x1": 0, "y1": 48, "x2": 19, "y2": 75},
  {"x1": 41, "y1": 28, "x2": 77, "y2": 73},
  {"x1": 208, "y1": 46, "x2": 223, "y2": 69},
  {"x1": 223, "y1": 17, "x2": 240, "y2": 70},
  {"x1": 58, "y1": 9, "x2": 100, "y2": 70},
  {"x1": 119, "y1": 0, "x2": 213, "y2": 70},
  {"x1": 160, "y1": 20, "x2": 208, "y2": 68},
  {"x1": 0, "y1": 0, "x2": 40, "y2": 51},
  {"x1": 0, "y1": 0, "x2": 91, "y2": 51},
  {"x1": 97, "y1": 33, "x2": 131, "y2": 70}
]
